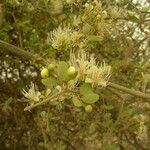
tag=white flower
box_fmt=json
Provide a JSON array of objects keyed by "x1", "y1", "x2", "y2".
[
  {"x1": 86, "y1": 62, "x2": 111, "y2": 87},
  {"x1": 69, "y1": 50, "x2": 111, "y2": 86},
  {"x1": 22, "y1": 83, "x2": 41, "y2": 102},
  {"x1": 69, "y1": 50, "x2": 90, "y2": 78},
  {"x1": 47, "y1": 26, "x2": 72, "y2": 50}
]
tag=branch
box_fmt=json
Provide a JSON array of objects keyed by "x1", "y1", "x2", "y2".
[
  {"x1": 106, "y1": 87, "x2": 125, "y2": 99},
  {"x1": 24, "y1": 91, "x2": 67, "y2": 111},
  {"x1": 0, "y1": 40, "x2": 46, "y2": 65},
  {"x1": 1, "y1": 41, "x2": 150, "y2": 101},
  {"x1": 107, "y1": 82, "x2": 150, "y2": 99}
]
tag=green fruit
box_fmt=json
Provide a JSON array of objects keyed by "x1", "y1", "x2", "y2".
[
  {"x1": 41, "y1": 68, "x2": 49, "y2": 78},
  {"x1": 85, "y1": 105, "x2": 93, "y2": 112},
  {"x1": 67, "y1": 66, "x2": 76, "y2": 76},
  {"x1": 48, "y1": 63, "x2": 55, "y2": 71}
]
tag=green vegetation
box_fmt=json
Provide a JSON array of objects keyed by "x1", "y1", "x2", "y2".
[{"x1": 0, "y1": 0, "x2": 150, "y2": 149}]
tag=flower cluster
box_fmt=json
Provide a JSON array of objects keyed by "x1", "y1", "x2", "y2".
[
  {"x1": 80, "y1": 1, "x2": 112, "y2": 36},
  {"x1": 81, "y1": 1, "x2": 103, "y2": 24},
  {"x1": 47, "y1": 26, "x2": 84, "y2": 51},
  {"x1": 69, "y1": 50, "x2": 111, "y2": 87},
  {"x1": 22, "y1": 83, "x2": 41, "y2": 103},
  {"x1": 47, "y1": 26, "x2": 72, "y2": 50}
]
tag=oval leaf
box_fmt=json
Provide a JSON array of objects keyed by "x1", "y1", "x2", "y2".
[
  {"x1": 72, "y1": 96, "x2": 82, "y2": 107},
  {"x1": 87, "y1": 35, "x2": 103, "y2": 43},
  {"x1": 41, "y1": 77, "x2": 57, "y2": 89},
  {"x1": 56, "y1": 61, "x2": 69, "y2": 81},
  {"x1": 82, "y1": 92, "x2": 99, "y2": 104},
  {"x1": 79, "y1": 83, "x2": 93, "y2": 95}
]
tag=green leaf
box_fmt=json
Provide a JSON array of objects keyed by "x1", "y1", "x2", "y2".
[
  {"x1": 128, "y1": 12, "x2": 139, "y2": 22},
  {"x1": 79, "y1": 83, "x2": 93, "y2": 95},
  {"x1": 141, "y1": 6, "x2": 150, "y2": 12},
  {"x1": 2, "y1": 97, "x2": 13, "y2": 112},
  {"x1": 4, "y1": 97, "x2": 13, "y2": 106},
  {"x1": 41, "y1": 77, "x2": 57, "y2": 89},
  {"x1": 104, "y1": 144, "x2": 115, "y2": 150},
  {"x1": 101, "y1": 105, "x2": 114, "y2": 110},
  {"x1": 120, "y1": 108, "x2": 133, "y2": 119},
  {"x1": 72, "y1": 96, "x2": 82, "y2": 107},
  {"x1": 82, "y1": 92, "x2": 99, "y2": 104},
  {"x1": 56, "y1": 61, "x2": 69, "y2": 81},
  {"x1": 87, "y1": 35, "x2": 103, "y2": 43}
]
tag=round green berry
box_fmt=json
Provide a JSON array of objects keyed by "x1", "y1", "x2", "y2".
[
  {"x1": 41, "y1": 68, "x2": 49, "y2": 79},
  {"x1": 47, "y1": 63, "x2": 55, "y2": 71},
  {"x1": 67, "y1": 66, "x2": 76, "y2": 76},
  {"x1": 85, "y1": 105, "x2": 93, "y2": 112}
]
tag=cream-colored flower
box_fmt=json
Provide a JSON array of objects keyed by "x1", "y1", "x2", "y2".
[
  {"x1": 86, "y1": 61, "x2": 111, "y2": 87},
  {"x1": 47, "y1": 26, "x2": 72, "y2": 50},
  {"x1": 69, "y1": 50, "x2": 111, "y2": 86},
  {"x1": 22, "y1": 83, "x2": 41, "y2": 102},
  {"x1": 69, "y1": 50, "x2": 90, "y2": 78},
  {"x1": 48, "y1": 26, "x2": 84, "y2": 50}
]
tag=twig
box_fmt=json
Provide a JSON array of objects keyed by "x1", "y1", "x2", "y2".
[
  {"x1": 107, "y1": 82, "x2": 150, "y2": 99},
  {"x1": 0, "y1": 40, "x2": 46, "y2": 65},
  {"x1": 106, "y1": 87, "x2": 125, "y2": 99},
  {"x1": 1, "y1": 40, "x2": 150, "y2": 100},
  {"x1": 12, "y1": 12, "x2": 23, "y2": 48},
  {"x1": 24, "y1": 91, "x2": 67, "y2": 111},
  {"x1": 105, "y1": 17, "x2": 150, "y2": 23}
]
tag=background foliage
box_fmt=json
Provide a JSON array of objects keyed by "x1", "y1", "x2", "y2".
[{"x1": 0, "y1": 0, "x2": 150, "y2": 150}]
